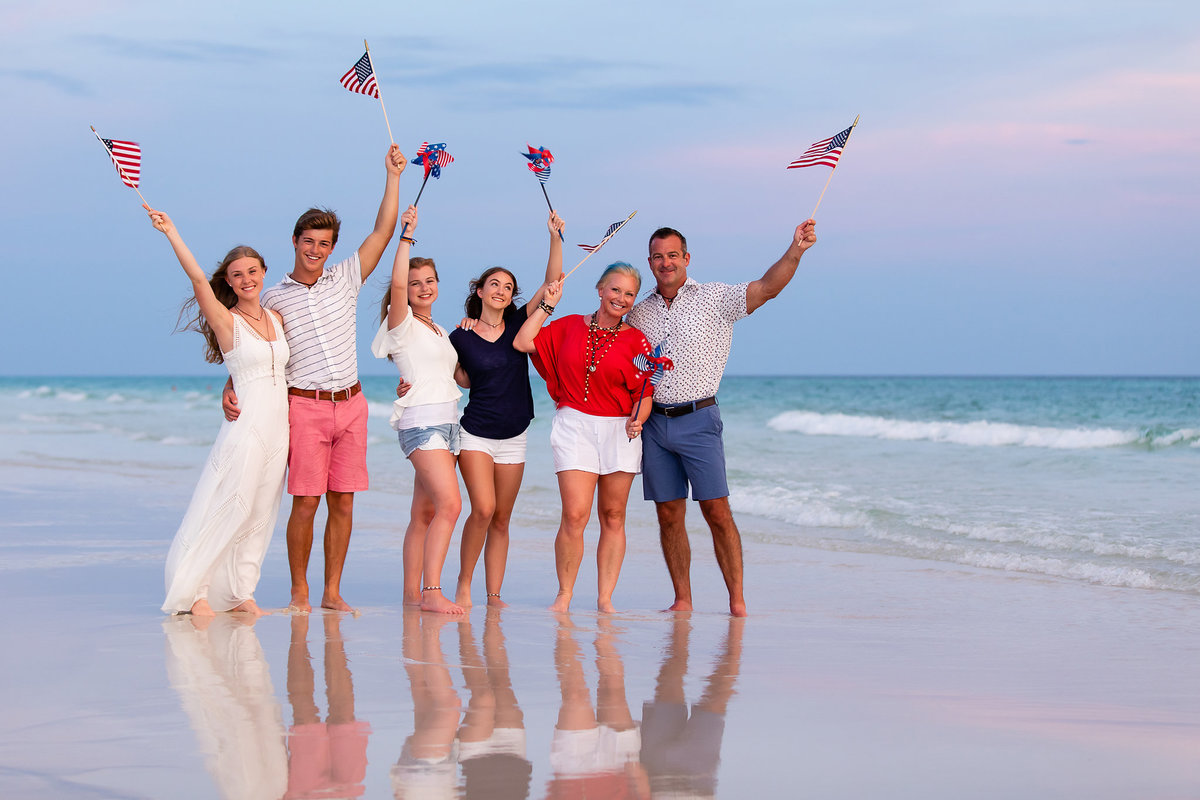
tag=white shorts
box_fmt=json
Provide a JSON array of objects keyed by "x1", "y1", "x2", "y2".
[
  {"x1": 550, "y1": 406, "x2": 641, "y2": 475},
  {"x1": 550, "y1": 725, "x2": 641, "y2": 775},
  {"x1": 459, "y1": 429, "x2": 528, "y2": 465}
]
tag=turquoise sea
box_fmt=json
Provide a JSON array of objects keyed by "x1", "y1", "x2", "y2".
[{"x1": 4, "y1": 374, "x2": 1197, "y2": 595}]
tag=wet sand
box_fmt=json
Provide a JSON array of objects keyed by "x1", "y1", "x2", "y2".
[{"x1": 2, "y1": 469, "x2": 1200, "y2": 798}]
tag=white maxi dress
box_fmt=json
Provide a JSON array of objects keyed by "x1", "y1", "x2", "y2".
[{"x1": 163, "y1": 312, "x2": 289, "y2": 613}]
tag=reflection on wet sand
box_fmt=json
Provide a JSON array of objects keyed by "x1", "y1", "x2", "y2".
[
  {"x1": 640, "y1": 616, "x2": 744, "y2": 799},
  {"x1": 391, "y1": 610, "x2": 462, "y2": 798},
  {"x1": 546, "y1": 616, "x2": 648, "y2": 799},
  {"x1": 162, "y1": 614, "x2": 287, "y2": 800},
  {"x1": 283, "y1": 612, "x2": 370, "y2": 799},
  {"x1": 457, "y1": 609, "x2": 533, "y2": 799}
]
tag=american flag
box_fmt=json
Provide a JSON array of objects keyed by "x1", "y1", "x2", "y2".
[
  {"x1": 632, "y1": 344, "x2": 674, "y2": 385},
  {"x1": 577, "y1": 220, "x2": 622, "y2": 253},
  {"x1": 340, "y1": 51, "x2": 379, "y2": 98},
  {"x1": 523, "y1": 144, "x2": 554, "y2": 183},
  {"x1": 415, "y1": 142, "x2": 454, "y2": 179},
  {"x1": 101, "y1": 136, "x2": 141, "y2": 188},
  {"x1": 787, "y1": 124, "x2": 853, "y2": 169}
]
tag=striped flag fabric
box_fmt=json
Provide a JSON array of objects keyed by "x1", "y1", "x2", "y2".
[
  {"x1": 787, "y1": 124, "x2": 853, "y2": 169},
  {"x1": 577, "y1": 220, "x2": 622, "y2": 253},
  {"x1": 415, "y1": 142, "x2": 454, "y2": 178},
  {"x1": 523, "y1": 144, "x2": 554, "y2": 183},
  {"x1": 340, "y1": 51, "x2": 379, "y2": 98},
  {"x1": 101, "y1": 136, "x2": 141, "y2": 188}
]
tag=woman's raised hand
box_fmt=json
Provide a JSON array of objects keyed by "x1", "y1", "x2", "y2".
[
  {"x1": 548, "y1": 211, "x2": 565, "y2": 237},
  {"x1": 399, "y1": 205, "x2": 418, "y2": 237},
  {"x1": 144, "y1": 205, "x2": 175, "y2": 236}
]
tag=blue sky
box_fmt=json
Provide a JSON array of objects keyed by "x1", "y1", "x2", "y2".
[{"x1": 3, "y1": 0, "x2": 1197, "y2": 376}]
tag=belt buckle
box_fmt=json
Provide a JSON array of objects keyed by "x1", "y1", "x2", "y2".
[{"x1": 331, "y1": 387, "x2": 349, "y2": 402}]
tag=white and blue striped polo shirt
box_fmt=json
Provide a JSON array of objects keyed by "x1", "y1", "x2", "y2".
[{"x1": 261, "y1": 252, "x2": 363, "y2": 391}]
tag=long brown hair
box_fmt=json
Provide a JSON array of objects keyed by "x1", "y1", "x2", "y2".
[
  {"x1": 175, "y1": 246, "x2": 267, "y2": 364},
  {"x1": 378, "y1": 257, "x2": 438, "y2": 325},
  {"x1": 464, "y1": 266, "x2": 521, "y2": 320}
]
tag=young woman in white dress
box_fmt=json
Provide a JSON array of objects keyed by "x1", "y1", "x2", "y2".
[{"x1": 147, "y1": 206, "x2": 289, "y2": 617}]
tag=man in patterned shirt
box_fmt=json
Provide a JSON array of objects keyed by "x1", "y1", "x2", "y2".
[
  {"x1": 626, "y1": 220, "x2": 817, "y2": 616},
  {"x1": 223, "y1": 144, "x2": 408, "y2": 613}
]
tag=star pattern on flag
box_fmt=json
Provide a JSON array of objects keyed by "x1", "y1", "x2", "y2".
[{"x1": 414, "y1": 142, "x2": 454, "y2": 179}]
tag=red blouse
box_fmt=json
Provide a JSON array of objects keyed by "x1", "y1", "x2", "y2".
[{"x1": 532, "y1": 315, "x2": 654, "y2": 417}]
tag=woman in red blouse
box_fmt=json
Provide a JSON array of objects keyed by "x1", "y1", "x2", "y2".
[{"x1": 515, "y1": 263, "x2": 654, "y2": 613}]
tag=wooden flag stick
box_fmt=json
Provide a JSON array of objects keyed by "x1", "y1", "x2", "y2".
[
  {"x1": 809, "y1": 115, "x2": 859, "y2": 220},
  {"x1": 563, "y1": 210, "x2": 638, "y2": 281},
  {"x1": 540, "y1": 183, "x2": 565, "y2": 241},
  {"x1": 90, "y1": 126, "x2": 148, "y2": 206},
  {"x1": 364, "y1": 39, "x2": 395, "y2": 144}
]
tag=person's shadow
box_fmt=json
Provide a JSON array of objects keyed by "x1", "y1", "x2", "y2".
[
  {"x1": 282, "y1": 611, "x2": 371, "y2": 799},
  {"x1": 545, "y1": 615, "x2": 649, "y2": 798},
  {"x1": 639, "y1": 615, "x2": 744, "y2": 797},
  {"x1": 456, "y1": 608, "x2": 533, "y2": 799},
  {"x1": 162, "y1": 614, "x2": 287, "y2": 799}
]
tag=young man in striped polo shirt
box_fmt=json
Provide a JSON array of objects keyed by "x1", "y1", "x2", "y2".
[{"x1": 224, "y1": 144, "x2": 408, "y2": 612}]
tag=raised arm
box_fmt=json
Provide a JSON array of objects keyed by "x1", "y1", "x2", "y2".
[
  {"x1": 514, "y1": 275, "x2": 562, "y2": 353},
  {"x1": 358, "y1": 144, "x2": 408, "y2": 281},
  {"x1": 745, "y1": 218, "x2": 817, "y2": 314},
  {"x1": 387, "y1": 206, "x2": 419, "y2": 329},
  {"x1": 524, "y1": 211, "x2": 565, "y2": 312},
  {"x1": 145, "y1": 205, "x2": 235, "y2": 352}
]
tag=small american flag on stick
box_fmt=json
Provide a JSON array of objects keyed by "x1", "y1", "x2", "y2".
[
  {"x1": 340, "y1": 51, "x2": 379, "y2": 98},
  {"x1": 787, "y1": 124, "x2": 854, "y2": 170},
  {"x1": 578, "y1": 221, "x2": 622, "y2": 253}
]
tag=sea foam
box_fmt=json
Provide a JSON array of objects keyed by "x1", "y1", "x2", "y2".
[{"x1": 767, "y1": 411, "x2": 1160, "y2": 449}]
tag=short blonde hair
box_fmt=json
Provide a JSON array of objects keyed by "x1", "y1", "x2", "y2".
[{"x1": 595, "y1": 261, "x2": 641, "y2": 292}]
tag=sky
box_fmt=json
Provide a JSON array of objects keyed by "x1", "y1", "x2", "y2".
[{"x1": 2, "y1": 0, "x2": 1198, "y2": 376}]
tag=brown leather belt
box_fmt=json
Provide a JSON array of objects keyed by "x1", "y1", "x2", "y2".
[
  {"x1": 287, "y1": 381, "x2": 362, "y2": 402},
  {"x1": 652, "y1": 396, "x2": 717, "y2": 418}
]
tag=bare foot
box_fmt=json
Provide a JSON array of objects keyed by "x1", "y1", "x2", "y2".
[
  {"x1": 190, "y1": 598, "x2": 216, "y2": 617},
  {"x1": 486, "y1": 594, "x2": 508, "y2": 609},
  {"x1": 421, "y1": 591, "x2": 465, "y2": 615},
  {"x1": 321, "y1": 594, "x2": 355, "y2": 613},
  {"x1": 455, "y1": 580, "x2": 473, "y2": 609},
  {"x1": 664, "y1": 598, "x2": 693, "y2": 613},
  {"x1": 290, "y1": 590, "x2": 311, "y2": 614},
  {"x1": 730, "y1": 599, "x2": 748, "y2": 617},
  {"x1": 597, "y1": 597, "x2": 617, "y2": 614},
  {"x1": 549, "y1": 591, "x2": 572, "y2": 613},
  {"x1": 230, "y1": 598, "x2": 267, "y2": 617}
]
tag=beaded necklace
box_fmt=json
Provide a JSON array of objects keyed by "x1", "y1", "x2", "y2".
[{"x1": 582, "y1": 313, "x2": 622, "y2": 401}]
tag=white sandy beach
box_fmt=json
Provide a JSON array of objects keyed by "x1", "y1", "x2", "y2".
[{"x1": 3, "y1": 444, "x2": 1200, "y2": 799}]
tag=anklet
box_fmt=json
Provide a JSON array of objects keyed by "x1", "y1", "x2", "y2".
[
  {"x1": 421, "y1": 586, "x2": 441, "y2": 592},
  {"x1": 487, "y1": 592, "x2": 501, "y2": 597}
]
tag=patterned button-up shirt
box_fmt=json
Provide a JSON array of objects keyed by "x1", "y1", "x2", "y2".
[{"x1": 626, "y1": 277, "x2": 748, "y2": 404}]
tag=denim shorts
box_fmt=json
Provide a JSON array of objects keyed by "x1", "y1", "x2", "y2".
[{"x1": 397, "y1": 422, "x2": 461, "y2": 458}]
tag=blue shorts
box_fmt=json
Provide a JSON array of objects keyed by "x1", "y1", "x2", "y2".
[
  {"x1": 641, "y1": 402, "x2": 728, "y2": 502},
  {"x1": 397, "y1": 423, "x2": 461, "y2": 458}
]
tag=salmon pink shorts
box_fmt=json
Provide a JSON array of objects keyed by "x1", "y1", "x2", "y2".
[{"x1": 287, "y1": 392, "x2": 369, "y2": 496}]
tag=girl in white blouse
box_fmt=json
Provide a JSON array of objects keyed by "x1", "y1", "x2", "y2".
[{"x1": 372, "y1": 206, "x2": 467, "y2": 614}]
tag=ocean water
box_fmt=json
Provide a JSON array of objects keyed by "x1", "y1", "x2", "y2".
[{"x1": 3, "y1": 375, "x2": 1198, "y2": 595}]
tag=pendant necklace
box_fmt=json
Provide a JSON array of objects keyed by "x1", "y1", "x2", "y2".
[{"x1": 583, "y1": 313, "x2": 621, "y2": 400}]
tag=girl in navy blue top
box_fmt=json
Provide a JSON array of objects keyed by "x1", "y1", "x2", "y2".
[{"x1": 449, "y1": 212, "x2": 565, "y2": 607}]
